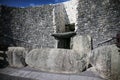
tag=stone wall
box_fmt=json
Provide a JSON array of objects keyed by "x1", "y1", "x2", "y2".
[
  {"x1": 53, "y1": 0, "x2": 78, "y2": 32},
  {"x1": 0, "y1": 5, "x2": 55, "y2": 49},
  {"x1": 63, "y1": 0, "x2": 78, "y2": 24},
  {"x1": 53, "y1": 0, "x2": 120, "y2": 48},
  {"x1": 76, "y1": 0, "x2": 120, "y2": 48},
  {"x1": 53, "y1": 4, "x2": 66, "y2": 32},
  {"x1": 1, "y1": 0, "x2": 120, "y2": 49}
]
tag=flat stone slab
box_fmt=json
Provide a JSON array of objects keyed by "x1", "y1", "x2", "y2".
[
  {"x1": 0, "y1": 67, "x2": 104, "y2": 80},
  {"x1": 51, "y1": 32, "x2": 76, "y2": 39}
]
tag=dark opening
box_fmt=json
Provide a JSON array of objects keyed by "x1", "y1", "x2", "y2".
[
  {"x1": 58, "y1": 23, "x2": 75, "y2": 49},
  {"x1": 0, "y1": 44, "x2": 9, "y2": 68},
  {"x1": 56, "y1": 23, "x2": 75, "y2": 49},
  {"x1": 116, "y1": 32, "x2": 120, "y2": 48},
  {"x1": 51, "y1": 32, "x2": 76, "y2": 49},
  {"x1": 57, "y1": 38, "x2": 70, "y2": 49},
  {"x1": 65, "y1": 23, "x2": 75, "y2": 32}
]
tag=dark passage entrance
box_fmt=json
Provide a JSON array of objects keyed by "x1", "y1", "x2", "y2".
[
  {"x1": 57, "y1": 38, "x2": 70, "y2": 49},
  {"x1": 52, "y1": 23, "x2": 76, "y2": 49},
  {"x1": 51, "y1": 32, "x2": 76, "y2": 49}
]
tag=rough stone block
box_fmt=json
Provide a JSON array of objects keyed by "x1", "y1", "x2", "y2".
[
  {"x1": 72, "y1": 35, "x2": 91, "y2": 53},
  {"x1": 26, "y1": 48, "x2": 87, "y2": 74},
  {"x1": 71, "y1": 35, "x2": 91, "y2": 66},
  {"x1": 7, "y1": 47, "x2": 27, "y2": 68},
  {"x1": 90, "y1": 44, "x2": 120, "y2": 80}
]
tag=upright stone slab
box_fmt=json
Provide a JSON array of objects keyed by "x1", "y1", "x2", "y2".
[
  {"x1": 26, "y1": 48, "x2": 87, "y2": 74},
  {"x1": 72, "y1": 35, "x2": 91, "y2": 53},
  {"x1": 71, "y1": 35, "x2": 91, "y2": 66},
  {"x1": 7, "y1": 47, "x2": 27, "y2": 68},
  {"x1": 90, "y1": 44, "x2": 120, "y2": 80}
]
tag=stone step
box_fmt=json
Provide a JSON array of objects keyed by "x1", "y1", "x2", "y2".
[{"x1": 0, "y1": 67, "x2": 105, "y2": 80}]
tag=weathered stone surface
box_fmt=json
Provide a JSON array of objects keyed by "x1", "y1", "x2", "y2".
[
  {"x1": 76, "y1": 0, "x2": 120, "y2": 48},
  {"x1": 90, "y1": 44, "x2": 120, "y2": 80},
  {"x1": 0, "y1": 5, "x2": 55, "y2": 49},
  {"x1": 71, "y1": 35, "x2": 91, "y2": 58},
  {"x1": 0, "y1": 0, "x2": 120, "y2": 49},
  {"x1": 26, "y1": 48, "x2": 87, "y2": 74},
  {"x1": 51, "y1": 32, "x2": 76, "y2": 39},
  {"x1": 7, "y1": 47, "x2": 27, "y2": 68}
]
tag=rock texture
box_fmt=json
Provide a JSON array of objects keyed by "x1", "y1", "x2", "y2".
[
  {"x1": 26, "y1": 48, "x2": 87, "y2": 74},
  {"x1": 0, "y1": 5, "x2": 55, "y2": 49},
  {"x1": 90, "y1": 44, "x2": 120, "y2": 80},
  {"x1": 72, "y1": 35, "x2": 91, "y2": 53},
  {"x1": 51, "y1": 32, "x2": 76, "y2": 39},
  {"x1": 7, "y1": 47, "x2": 27, "y2": 67},
  {"x1": 76, "y1": 0, "x2": 120, "y2": 48},
  {"x1": 71, "y1": 35, "x2": 91, "y2": 67}
]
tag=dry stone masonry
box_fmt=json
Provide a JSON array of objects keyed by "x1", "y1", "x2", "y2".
[
  {"x1": 0, "y1": 0, "x2": 120, "y2": 80},
  {"x1": 0, "y1": 5, "x2": 55, "y2": 49},
  {"x1": 76, "y1": 0, "x2": 120, "y2": 48},
  {"x1": 0, "y1": 0, "x2": 120, "y2": 49}
]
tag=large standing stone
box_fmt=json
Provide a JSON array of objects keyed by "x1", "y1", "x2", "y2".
[
  {"x1": 7, "y1": 47, "x2": 27, "y2": 68},
  {"x1": 71, "y1": 35, "x2": 91, "y2": 66},
  {"x1": 90, "y1": 44, "x2": 120, "y2": 80},
  {"x1": 25, "y1": 48, "x2": 87, "y2": 74},
  {"x1": 72, "y1": 35, "x2": 91, "y2": 53}
]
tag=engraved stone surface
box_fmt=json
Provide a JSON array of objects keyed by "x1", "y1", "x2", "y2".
[
  {"x1": 90, "y1": 44, "x2": 120, "y2": 80},
  {"x1": 26, "y1": 48, "x2": 87, "y2": 74}
]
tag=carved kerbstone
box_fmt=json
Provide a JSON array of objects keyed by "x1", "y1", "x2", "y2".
[{"x1": 26, "y1": 48, "x2": 87, "y2": 74}]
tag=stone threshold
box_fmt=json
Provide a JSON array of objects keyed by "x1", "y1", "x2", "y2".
[{"x1": 0, "y1": 67, "x2": 104, "y2": 80}]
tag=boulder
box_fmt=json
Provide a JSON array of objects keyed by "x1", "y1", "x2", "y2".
[
  {"x1": 25, "y1": 48, "x2": 87, "y2": 74},
  {"x1": 7, "y1": 47, "x2": 27, "y2": 68},
  {"x1": 90, "y1": 44, "x2": 120, "y2": 80}
]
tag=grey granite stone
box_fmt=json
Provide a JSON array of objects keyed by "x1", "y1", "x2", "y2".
[
  {"x1": 71, "y1": 35, "x2": 91, "y2": 67},
  {"x1": 0, "y1": 5, "x2": 55, "y2": 50},
  {"x1": 7, "y1": 47, "x2": 27, "y2": 68},
  {"x1": 76, "y1": 0, "x2": 120, "y2": 48},
  {"x1": 90, "y1": 44, "x2": 120, "y2": 80},
  {"x1": 26, "y1": 48, "x2": 87, "y2": 74},
  {"x1": 72, "y1": 35, "x2": 91, "y2": 53}
]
